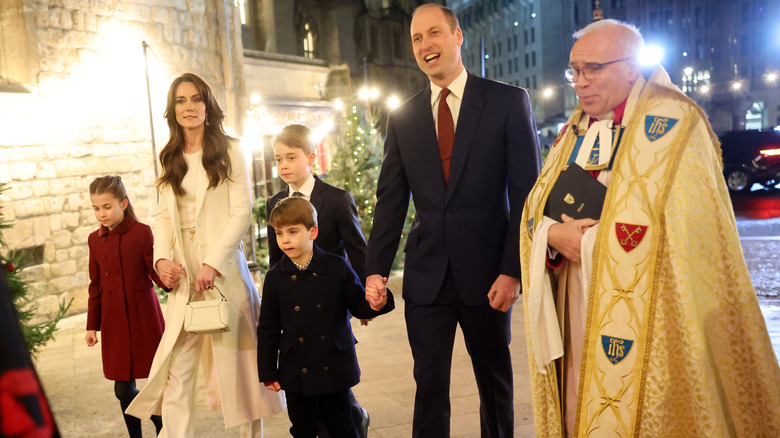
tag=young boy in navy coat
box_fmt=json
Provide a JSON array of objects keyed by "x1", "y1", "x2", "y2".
[
  {"x1": 257, "y1": 197, "x2": 394, "y2": 438},
  {"x1": 267, "y1": 123, "x2": 372, "y2": 435}
]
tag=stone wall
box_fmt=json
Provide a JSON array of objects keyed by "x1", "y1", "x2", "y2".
[{"x1": 0, "y1": 0, "x2": 246, "y2": 320}]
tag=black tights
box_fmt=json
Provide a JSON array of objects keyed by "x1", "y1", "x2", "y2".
[{"x1": 114, "y1": 380, "x2": 162, "y2": 437}]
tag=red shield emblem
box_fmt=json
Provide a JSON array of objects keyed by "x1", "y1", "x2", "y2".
[{"x1": 615, "y1": 223, "x2": 647, "y2": 252}]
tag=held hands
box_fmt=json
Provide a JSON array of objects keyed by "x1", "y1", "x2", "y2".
[
  {"x1": 547, "y1": 213, "x2": 598, "y2": 263},
  {"x1": 365, "y1": 274, "x2": 388, "y2": 311},
  {"x1": 487, "y1": 274, "x2": 521, "y2": 312},
  {"x1": 85, "y1": 330, "x2": 98, "y2": 347},
  {"x1": 195, "y1": 264, "x2": 221, "y2": 293},
  {"x1": 264, "y1": 381, "x2": 281, "y2": 392},
  {"x1": 156, "y1": 259, "x2": 184, "y2": 289}
]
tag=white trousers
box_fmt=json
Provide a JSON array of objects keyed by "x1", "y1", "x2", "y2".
[
  {"x1": 159, "y1": 228, "x2": 208, "y2": 438},
  {"x1": 159, "y1": 329, "x2": 205, "y2": 438}
]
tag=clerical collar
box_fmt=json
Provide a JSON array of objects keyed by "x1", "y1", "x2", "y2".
[{"x1": 588, "y1": 99, "x2": 628, "y2": 127}]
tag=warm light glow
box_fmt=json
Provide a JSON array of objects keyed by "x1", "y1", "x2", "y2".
[
  {"x1": 542, "y1": 88, "x2": 553, "y2": 98},
  {"x1": 759, "y1": 148, "x2": 780, "y2": 157},
  {"x1": 683, "y1": 67, "x2": 693, "y2": 76},
  {"x1": 639, "y1": 45, "x2": 664, "y2": 66},
  {"x1": 359, "y1": 87, "x2": 380, "y2": 101},
  {"x1": 250, "y1": 93, "x2": 262, "y2": 105},
  {"x1": 766, "y1": 72, "x2": 778, "y2": 83},
  {"x1": 387, "y1": 96, "x2": 401, "y2": 109},
  {"x1": 0, "y1": 25, "x2": 170, "y2": 146},
  {"x1": 311, "y1": 126, "x2": 328, "y2": 143},
  {"x1": 700, "y1": 85, "x2": 710, "y2": 93},
  {"x1": 732, "y1": 81, "x2": 742, "y2": 90},
  {"x1": 333, "y1": 99, "x2": 344, "y2": 110}
]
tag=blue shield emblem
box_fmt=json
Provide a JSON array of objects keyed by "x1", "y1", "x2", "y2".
[
  {"x1": 645, "y1": 115, "x2": 678, "y2": 142},
  {"x1": 601, "y1": 335, "x2": 634, "y2": 365},
  {"x1": 527, "y1": 217, "x2": 535, "y2": 236}
]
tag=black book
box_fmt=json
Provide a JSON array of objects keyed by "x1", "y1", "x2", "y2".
[{"x1": 543, "y1": 163, "x2": 607, "y2": 221}]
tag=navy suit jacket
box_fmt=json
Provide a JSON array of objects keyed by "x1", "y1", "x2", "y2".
[
  {"x1": 267, "y1": 175, "x2": 367, "y2": 279},
  {"x1": 366, "y1": 74, "x2": 541, "y2": 306}
]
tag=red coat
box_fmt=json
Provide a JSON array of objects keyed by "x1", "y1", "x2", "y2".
[{"x1": 86, "y1": 216, "x2": 165, "y2": 381}]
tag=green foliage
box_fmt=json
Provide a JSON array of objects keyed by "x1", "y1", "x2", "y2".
[
  {"x1": 251, "y1": 197, "x2": 270, "y2": 272},
  {"x1": 324, "y1": 102, "x2": 415, "y2": 272},
  {"x1": 0, "y1": 183, "x2": 72, "y2": 356},
  {"x1": 324, "y1": 104, "x2": 384, "y2": 238}
]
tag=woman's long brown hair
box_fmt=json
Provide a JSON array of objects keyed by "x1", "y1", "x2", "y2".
[{"x1": 157, "y1": 73, "x2": 234, "y2": 196}]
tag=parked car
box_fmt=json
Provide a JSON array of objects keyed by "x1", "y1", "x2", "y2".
[{"x1": 719, "y1": 129, "x2": 780, "y2": 192}]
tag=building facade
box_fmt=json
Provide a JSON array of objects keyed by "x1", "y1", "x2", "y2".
[
  {"x1": 606, "y1": 0, "x2": 780, "y2": 132},
  {"x1": 451, "y1": 0, "x2": 780, "y2": 134},
  {"x1": 0, "y1": 0, "x2": 249, "y2": 318}
]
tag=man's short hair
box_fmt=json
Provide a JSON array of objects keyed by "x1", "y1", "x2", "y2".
[
  {"x1": 413, "y1": 3, "x2": 460, "y2": 33},
  {"x1": 573, "y1": 19, "x2": 644, "y2": 62},
  {"x1": 274, "y1": 124, "x2": 315, "y2": 155},
  {"x1": 268, "y1": 197, "x2": 318, "y2": 230}
]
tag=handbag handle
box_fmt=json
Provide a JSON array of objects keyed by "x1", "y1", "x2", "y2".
[{"x1": 187, "y1": 284, "x2": 226, "y2": 304}]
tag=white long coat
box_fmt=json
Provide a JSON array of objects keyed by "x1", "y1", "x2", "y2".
[{"x1": 126, "y1": 143, "x2": 285, "y2": 429}]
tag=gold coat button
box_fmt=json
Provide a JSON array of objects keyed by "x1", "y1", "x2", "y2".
[
  {"x1": 320, "y1": 335, "x2": 326, "y2": 341},
  {"x1": 316, "y1": 304, "x2": 322, "y2": 310},
  {"x1": 291, "y1": 275, "x2": 297, "y2": 281},
  {"x1": 294, "y1": 306, "x2": 301, "y2": 312},
  {"x1": 298, "y1": 337, "x2": 305, "y2": 343},
  {"x1": 301, "y1": 368, "x2": 308, "y2": 374},
  {"x1": 312, "y1": 272, "x2": 318, "y2": 277},
  {"x1": 322, "y1": 366, "x2": 329, "y2": 372}
]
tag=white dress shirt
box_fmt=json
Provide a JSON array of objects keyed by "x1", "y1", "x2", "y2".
[{"x1": 430, "y1": 68, "x2": 469, "y2": 136}]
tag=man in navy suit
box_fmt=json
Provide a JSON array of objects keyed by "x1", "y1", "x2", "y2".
[{"x1": 365, "y1": 4, "x2": 541, "y2": 437}]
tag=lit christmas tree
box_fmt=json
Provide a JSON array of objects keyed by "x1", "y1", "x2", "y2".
[
  {"x1": 324, "y1": 103, "x2": 384, "y2": 238},
  {"x1": 0, "y1": 183, "x2": 71, "y2": 355},
  {"x1": 325, "y1": 102, "x2": 415, "y2": 270}
]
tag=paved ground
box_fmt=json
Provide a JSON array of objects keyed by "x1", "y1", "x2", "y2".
[{"x1": 35, "y1": 276, "x2": 535, "y2": 437}]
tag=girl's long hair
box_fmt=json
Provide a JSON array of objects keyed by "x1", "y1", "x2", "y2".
[
  {"x1": 89, "y1": 175, "x2": 137, "y2": 222},
  {"x1": 157, "y1": 73, "x2": 234, "y2": 196}
]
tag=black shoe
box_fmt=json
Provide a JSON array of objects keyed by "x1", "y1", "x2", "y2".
[{"x1": 356, "y1": 407, "x2": 370, "y2": 438}]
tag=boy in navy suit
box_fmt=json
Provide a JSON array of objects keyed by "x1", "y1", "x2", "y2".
[
  {"x1": 266, "y1": 124, "x2": 372, "y2": 435},
  {"x1": 267, "y1": 124, "x2": 366, "y2": 279},
  {"x1": 257, "y1": 197, "x2": 394, "y2": 438}
]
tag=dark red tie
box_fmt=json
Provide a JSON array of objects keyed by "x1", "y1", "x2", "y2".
[{"x1": 437, "y1": 88, "x2": 454, "y2": 184}]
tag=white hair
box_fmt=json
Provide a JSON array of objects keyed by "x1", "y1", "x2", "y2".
[{"x1": 573, "y1": 19, "x2": 644, "y2": 61}]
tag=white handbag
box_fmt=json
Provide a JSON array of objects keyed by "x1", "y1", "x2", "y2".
[{"x1": 183, "y1": 284, "x2": 230, "y2": 335}]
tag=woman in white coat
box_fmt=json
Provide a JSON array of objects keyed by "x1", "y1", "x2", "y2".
[{"x1": 126, "y1": 73, "x2": 284, "y2": 437}]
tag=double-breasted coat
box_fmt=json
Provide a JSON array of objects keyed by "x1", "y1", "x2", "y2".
[
  {"x1": 86, "y1": 216, "x2": 165, "y2": 381},
  {"x1": 257, "y1": 245, "x2": 394, "y2": 396},
  {"x1": 125, "y1": 143, "x2": 285, "y2": 428}
]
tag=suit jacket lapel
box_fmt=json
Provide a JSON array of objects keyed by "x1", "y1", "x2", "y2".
[
  {"x1": 411, "y1": 86, "x2": 447, "y2": 202},
  {"x1": 446, "y1": 75, "x2": 484, "y2": 202},
  {"x1": 310, "y1": 177, "x2": 326, "y2": 212}
]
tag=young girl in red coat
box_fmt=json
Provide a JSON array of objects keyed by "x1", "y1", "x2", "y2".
[{"x1": 85, "y1": 175, "x2": 166, "y2": 437}]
